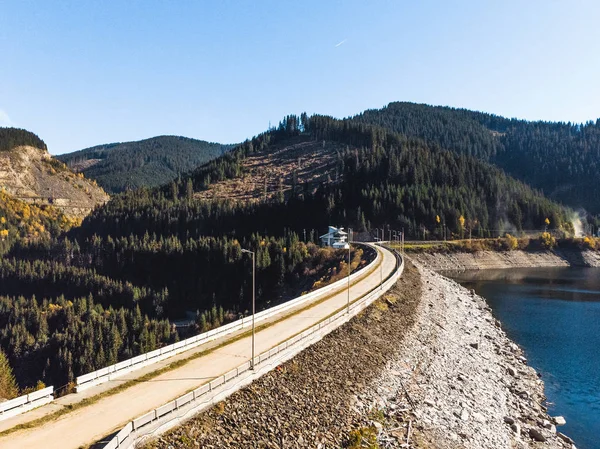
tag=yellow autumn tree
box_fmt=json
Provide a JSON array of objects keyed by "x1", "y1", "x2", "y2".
[{"x1": 0, "y1": 349, "x2": 19, "y2": 400}]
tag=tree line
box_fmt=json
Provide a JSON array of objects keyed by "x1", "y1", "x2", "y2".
[
  {"x1": 58, "y1": 136, "x2": 233, "y2": 194},
  {"x1": 0, "y1": 127, "x2": 47, "y2": 152},
  {"x1": 353, "y1": 101, "x2": 600, "y2": 215}
]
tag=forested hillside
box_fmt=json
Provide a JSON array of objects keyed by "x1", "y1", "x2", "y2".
[
  {"x1": 58, "y1": 136, "x2": 233, "y2": 193},
  {"x1": 127, "y1": 113, "x2": 572, "y2": 240},
  {"x1": 0, "y1": 112, "x2": 578, "y2": 393},
  {"x1": 0, "y1": 189, "x2": 78, "y2": 254},
  {"x1": 353, "y1": 102, "x2": 600, "y2": 214}
]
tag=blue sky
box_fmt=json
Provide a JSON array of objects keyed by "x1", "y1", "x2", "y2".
[{"x1": 1, "y1": 1, "x2": 599, "y2": 154}]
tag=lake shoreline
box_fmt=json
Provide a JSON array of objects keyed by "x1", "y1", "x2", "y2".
[
  {"x1": 410, "y1": 248, "x2": 600, "y2": 272},
  {"x1": 371, "y1": 260, "x2": 576, "y2": 448}
]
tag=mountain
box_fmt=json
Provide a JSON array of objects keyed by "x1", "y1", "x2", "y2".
[
  {"x1": 351, "y1": 102, "x2": 600, "y2": 214},
  {"x1": 0, "y1": 127, "x2": 109, "y2": 219},
  {"x1": 0, "y1": 113, "x2": 576, "y2": 389},
  {"x1": 82, "y1": 114, "x2": 574, "y2": 242},
  {"x1": 58, "y1": 136, "x2": 233, "y2": 193}
]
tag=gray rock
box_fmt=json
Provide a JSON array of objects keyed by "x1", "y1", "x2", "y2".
[
  {"x1": 529, "y1": 428, "x2": 547, "y2": 442},
  {"x1": 507, "y1": 365, "x2": 517, "y2": 377},
  {"x1": 469, "y1": 342, "x2": 479, "y2": 350},
  {"x1": 510, "y1": 423, "x2": 520, "y2": 435},
  {"x1": 472, "y1": 412, "x2": 485, "y2": 423},
  {"x1": 557, "y1": 432, "x2": 574, "y2": 444},
  {"x1": 503, "y1": 416, "x2": 515, "y2": 425},
  {"x1": 542, "y1": 419, "x2": 552, "y2": 429},
  {"x1": 553, "y1": 415, "x2": 566, "y2": 426}
]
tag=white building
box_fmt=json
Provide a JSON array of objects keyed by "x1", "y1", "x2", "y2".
[{"x1": 320, "y1": 226, "x2": 350, "y2": 249}]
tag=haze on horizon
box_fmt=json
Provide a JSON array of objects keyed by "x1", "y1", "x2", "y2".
[{"x1": 1, "y1": 0, "x2": 599, "y2": 155}]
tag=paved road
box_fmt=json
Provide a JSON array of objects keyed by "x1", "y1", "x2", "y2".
[{"x1": 0, "y1": 245, "x2": 398, "y2": 449}]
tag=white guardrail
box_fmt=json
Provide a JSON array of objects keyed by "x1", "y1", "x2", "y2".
[
  {"x1": 102, "y1": 246, "x2": 403, "y2": 449},
  {"x1": 0, "y1": 386, "x2": 54, "y2": 422},
  {"x1": 76, "y1": 244, "x2": 382, "y2": 392}
]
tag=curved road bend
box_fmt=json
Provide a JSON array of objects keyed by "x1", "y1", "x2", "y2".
[{"x1": 0, "y1": 244, "x2": 398, "y2": 449}]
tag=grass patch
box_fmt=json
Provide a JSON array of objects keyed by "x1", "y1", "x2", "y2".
[{"x1": 347, "y1": 426, "x2": 380, "y2": 449}]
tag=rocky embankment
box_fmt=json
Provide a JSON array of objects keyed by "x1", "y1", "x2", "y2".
[
  {"x1": 412, "y1": 249, "x2": 600, "y2": 271},
  {"x1": 365, "y1": 264, "x2": 575, "y2": 449},
  {"x1": 144, "y1": 260, "x2": 576, "y2": 449}
]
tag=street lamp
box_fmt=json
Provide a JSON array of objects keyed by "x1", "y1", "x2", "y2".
[
  {"x1": 241, "y1": 248, "x2": 256, "y2": 369},
  {"x1": 347, "y1": 228, "x2": 352, "y2": 313}
]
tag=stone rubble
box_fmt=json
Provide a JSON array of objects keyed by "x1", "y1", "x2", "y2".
[{"x1": 358, "y1": 262, "x2": 576, "y2": 449}]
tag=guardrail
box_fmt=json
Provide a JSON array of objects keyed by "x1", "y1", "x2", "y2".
[
  {"x1": 0, "y1": 387, "x2": 54, "y2": 422},
  {"x1": 102, "y1": 245, "x2": 403, "y2": 449},
  {"x1": 76, "y1": 244, "x2": 381, "y2": 392}
]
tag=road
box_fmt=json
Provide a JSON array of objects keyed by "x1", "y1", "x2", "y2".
[{"x1": 0, "y1": 244, "x2": 398, "y2": 449}]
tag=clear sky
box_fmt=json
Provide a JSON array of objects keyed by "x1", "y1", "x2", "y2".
[{"x1": 1, "y1": 1, "x2": 599, "y2": 154}]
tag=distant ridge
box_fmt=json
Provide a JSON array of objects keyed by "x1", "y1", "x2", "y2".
[
  {"x1": 58, "y1": 135, "x2": 234, "y2": 193},
  {"x1": 352, "y1": 101, "x2": 600, "y2": 214}
]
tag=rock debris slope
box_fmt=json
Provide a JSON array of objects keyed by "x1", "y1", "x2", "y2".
[
  {"x1": 0, "y1": 145, "x2": 108, "y2": 218},
  {"x1": 368, "y1": 263, "x2": 573, "y2": 448}
]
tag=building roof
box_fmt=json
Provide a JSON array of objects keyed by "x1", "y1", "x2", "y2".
[{"x1": 319, "y1": 226, "x2": 347, "y2": 239}]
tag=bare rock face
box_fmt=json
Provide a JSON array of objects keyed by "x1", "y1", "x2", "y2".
[
  {"x1": 0, "y1": 145, "x2": 108, "y2": 218},
  {"x1": 413, "y1": 250, "x2": 600, "y2": 269}
]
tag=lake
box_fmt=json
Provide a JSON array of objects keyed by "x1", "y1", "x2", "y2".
[{"x1": 448, "y1": 267, "x2": 600, "y2": 449}]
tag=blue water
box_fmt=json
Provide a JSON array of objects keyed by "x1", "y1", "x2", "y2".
[{"x1": 450, "y1": 267, "x2": 600, "y2": 449}]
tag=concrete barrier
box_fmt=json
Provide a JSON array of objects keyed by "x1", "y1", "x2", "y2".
[
  {"x1": 102, "y1": 245, "x2": 402, "y2": 449},
  {"x1": 75, "y1": 244, "x2": 381, "y2": 392}
]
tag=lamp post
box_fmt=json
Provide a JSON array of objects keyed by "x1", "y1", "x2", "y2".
[
  {"x1": 241, "y1": 248, "x2": 256, "y2": 369},
  {"x1": 347, "y1": 228, "x2": 352, "y2": 313}
]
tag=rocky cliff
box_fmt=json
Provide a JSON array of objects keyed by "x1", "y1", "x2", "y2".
[{"x1": 0, "y1": 145, "x2": 108, "y2": 218}]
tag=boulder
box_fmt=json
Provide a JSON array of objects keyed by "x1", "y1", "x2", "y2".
[
  {"x1": 553, "y1": 415, "x2": 566, "y2": 426},
  {"x1": 529, "y1": 428, "x2": 546, "y2": 442},
  {"x1": 557, "y1": 432, "x2": 574, "y2": 444}
]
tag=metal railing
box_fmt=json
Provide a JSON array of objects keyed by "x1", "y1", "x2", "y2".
[
  {"x1": 102, "y1": 245, "x2": 403, "y2": 449},
  {"x1": 75, "y1": 244, "x2": 381, "y2": 392}
]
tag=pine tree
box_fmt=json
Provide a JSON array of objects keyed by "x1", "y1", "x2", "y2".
[{"x1": 0, "y1": 349, "x2": 19, "y2": 399}]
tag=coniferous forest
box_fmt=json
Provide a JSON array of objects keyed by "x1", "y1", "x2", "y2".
[
  {"x1": 57, "y1": 136, "x2": 233, "y2": 194},
  {"x1": 0, "y1": 105, "x2": 594, "y2": 395},
  {"x1": 0, "y1": 127, "x2": 47, "y2": 152},
  {"x1": 353, "y1": 102, "x2": 600, "y2": 214}
]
